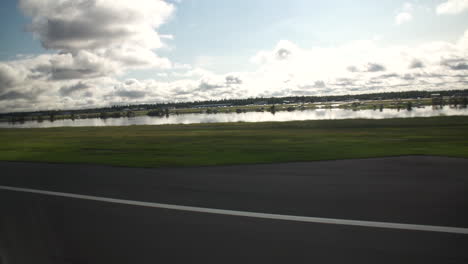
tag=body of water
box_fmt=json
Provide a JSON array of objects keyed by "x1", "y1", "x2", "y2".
[{"x1": 1, "y1": 106, "x2": 468, "y2": 128}]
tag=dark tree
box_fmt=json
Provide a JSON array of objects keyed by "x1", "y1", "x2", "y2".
[
  {"x1": 407, "y1": 101, "x2": 413, "y2": 111},
  {"x1": 269, "y1": 105, "x2": 276, "y2": 114}
]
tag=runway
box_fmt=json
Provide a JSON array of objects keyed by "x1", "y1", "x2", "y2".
[{"x1": 1, "y1": 156, "x2": 467, "y2": 263}]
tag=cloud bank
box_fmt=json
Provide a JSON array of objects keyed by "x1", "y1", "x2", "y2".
[{"x1": 437, "y1": 0, "x2": 468, "y2": 15}]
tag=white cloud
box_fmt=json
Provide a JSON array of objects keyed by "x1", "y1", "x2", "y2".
[
  {"x1": 251, "y1": 40, "x2": 300, "y2": 64},
  {"x1": 19, "y1": 0, "x2": 174, "y2": 71},
  {"x1": 436, "y1": 0, "x2": 468, "y2": 15},
  {"x1": 395, "y1": 2, "x2": 414, "y2": 25},
  {"x1": 0, "y1": 64, "x2": 24, "y2": 91},
  {"x1": 0, "y1": 0, "x2": 177, "y2": 111},
  {"x1": 239, "y1": 29, "x2": 468, "y2": 98},
  {"x1": 395, "y1": 12, "x2": 413, "y2": 25}
]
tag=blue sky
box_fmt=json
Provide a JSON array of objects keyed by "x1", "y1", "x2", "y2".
[
  {"x1": 1, "y1": 0, "x2": 468, "y2": 111},
  {"x1": 0, "y1": 0, "x2": 41, "y2": 60}
]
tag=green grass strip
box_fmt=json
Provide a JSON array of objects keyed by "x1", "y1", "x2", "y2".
[{"x1": 1, "y1": 116, "x2": 468, "y2": 167}]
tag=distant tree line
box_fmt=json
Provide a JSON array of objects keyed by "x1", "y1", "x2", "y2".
[
  {"x1": 147, "y1": 108, "x2": 169, "y2": 117},
  {"x1": 2, "y1": 89, "x2": 468, "y2": 121}
]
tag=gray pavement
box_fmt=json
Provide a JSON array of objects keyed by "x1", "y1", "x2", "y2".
[{"x1": 1, "y1": 156, "x2": 468, "y2": 263}]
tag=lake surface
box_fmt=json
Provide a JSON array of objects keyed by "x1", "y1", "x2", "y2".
[{"x1": 1, "y1": 106, "x2": 468, "y2": 128}]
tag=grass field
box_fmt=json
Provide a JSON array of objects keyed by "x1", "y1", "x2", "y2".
[{"x1": 1, "y1": 116, "x2": 468, "y2": 167}]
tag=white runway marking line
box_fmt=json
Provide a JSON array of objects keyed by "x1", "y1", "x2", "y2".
[{"x1": 1, "y1": 185, "x2": 468, "y2": 235}]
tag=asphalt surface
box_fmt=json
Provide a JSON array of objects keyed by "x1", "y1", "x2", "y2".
[{"x1": 1, "y1": 156, "x2": 468, "y2": 263}]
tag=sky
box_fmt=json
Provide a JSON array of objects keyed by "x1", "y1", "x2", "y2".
[{"x1": 0, "y1": 0, "x2": 468, "y2": 112}]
